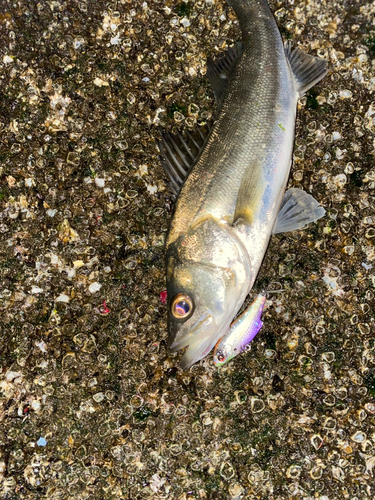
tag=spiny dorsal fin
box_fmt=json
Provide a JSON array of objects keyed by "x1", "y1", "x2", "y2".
[
  {"x1": 273, "y1": 188, "x2": 325, "y2": 234},
  {"x1": 207, "y1": 41, "x2": 243, "y2": 106},
  {"x1": 157, "y1": 122, "x2": 212, "y2": 195},
  {"x1": 158, "y1": 43, "x2": 243, "y2": 196},
  {"x1": 284, "y1": 42, "x2": 328, "y2": 96}
]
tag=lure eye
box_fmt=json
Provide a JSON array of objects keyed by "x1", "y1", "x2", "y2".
[
  {"x1": 171, "y1": 293, "x2": 193, "y2": 320},
  {"x1": 216, "y1": 350, "x2": 226, "y2": 363}
]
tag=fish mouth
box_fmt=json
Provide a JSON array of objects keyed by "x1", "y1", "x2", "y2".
[{"x1": 169, "y1": 309, "x2": 217, "y2": 353}]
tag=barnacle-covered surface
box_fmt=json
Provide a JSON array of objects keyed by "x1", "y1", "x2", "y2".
[{"x1": 1, "y1": 0, "x2": 375, "y2": 498}]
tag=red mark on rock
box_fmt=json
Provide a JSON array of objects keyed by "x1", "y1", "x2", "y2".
[
  {"x1": 101, "y1": 300, "x2": 110, "y2": 314},
  {"x1": 159, "y1": 290, "x2": 167, "y2": 304}
]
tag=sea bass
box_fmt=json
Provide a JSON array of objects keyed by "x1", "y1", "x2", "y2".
[{"x1": 159, "y1": 0, "x2": 327, "y2": 369}]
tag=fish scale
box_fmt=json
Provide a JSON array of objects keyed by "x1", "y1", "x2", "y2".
[
  {"x1": 168, "y1": 12, "x2": 291, "y2": 245},
  {"x1": 161, "y1": 0, "x2": 327, "y2": 369}
]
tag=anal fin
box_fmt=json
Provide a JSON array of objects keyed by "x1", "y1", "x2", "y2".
[{"x1": 273, "y1": 188, "x2": 325, "y2": 234}]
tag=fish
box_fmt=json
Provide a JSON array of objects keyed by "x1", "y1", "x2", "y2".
[
  {"x1": 213, "y1": 294, "x2": 266, "y2": 367},
  {"x1": 158, "y1": 0, "x2": 327, "y2": 369}
]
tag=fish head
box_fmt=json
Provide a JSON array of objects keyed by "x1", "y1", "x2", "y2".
[
  {"x1": 167, "y1": 260, "x2": 237, "y2": 349},
  {"x1": 166, "y1": 218, "x2": 250, "y2": 368}
]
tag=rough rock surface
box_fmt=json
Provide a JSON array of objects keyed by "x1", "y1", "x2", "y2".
[{"x1": 1, "y1": 1, "x2": 375, "y2": 499}]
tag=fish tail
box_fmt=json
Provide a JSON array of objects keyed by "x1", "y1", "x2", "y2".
[
  {"x1": 226, "y1": 0, "x2": 278, "y2": 42},
  {"x1": 226, "y1": 0, "x2": 272, "y2": 17}
]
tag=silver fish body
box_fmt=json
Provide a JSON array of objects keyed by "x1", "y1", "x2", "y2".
[{"x1": 163, "y1": 0, "x2": 327, "y2": 369}]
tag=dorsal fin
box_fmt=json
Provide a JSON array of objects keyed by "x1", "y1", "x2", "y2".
[
  {"x1": 284, "y1": 42, "x2": 328, "y2": 96},
  {"x1": 157, "y1": 122, "x2": 212, "y2": 195},
  {"x1": 207, "y1": 41, "x2": 243, "y2": 106}
]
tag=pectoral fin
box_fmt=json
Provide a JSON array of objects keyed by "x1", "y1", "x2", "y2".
[
  {"x1": 273, "y1": 188, "x2": 325, "y2": 234},
  {"x1": 233, "y1": 159, "x2": 263, "y2": 224}
]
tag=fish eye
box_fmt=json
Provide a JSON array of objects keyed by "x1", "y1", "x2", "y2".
[{"x1": 171, "y1": 293, "x2": 194, "y2": 320}]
